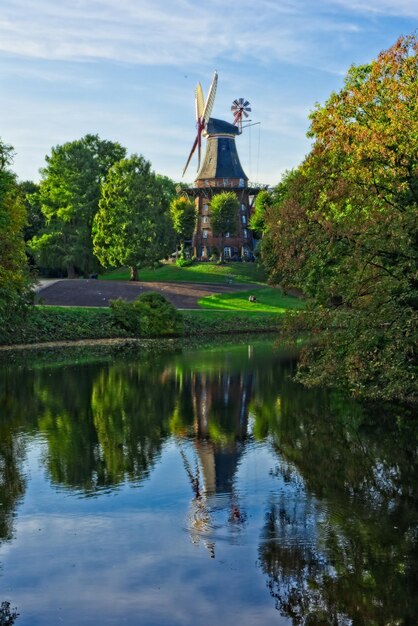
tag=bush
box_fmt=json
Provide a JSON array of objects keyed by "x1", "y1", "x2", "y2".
[
  {"x1": 110, "y1": 292, "x2": 183, "y2": 336},
  {"x1": 176, "y1": 257, "x2": 193, "y2": 267}
]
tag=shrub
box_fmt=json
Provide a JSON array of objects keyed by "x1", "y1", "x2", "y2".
[
  {"x1": 176, "y1": 257, "x2": 193, "y2": 267},
  {"x1": 109, "y1": 292, "x2": 183, "y2": 336}
]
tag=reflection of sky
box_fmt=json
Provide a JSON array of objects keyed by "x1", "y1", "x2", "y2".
[{"x1": 1, "y1": 437, "x2": 294, "y2": 626}]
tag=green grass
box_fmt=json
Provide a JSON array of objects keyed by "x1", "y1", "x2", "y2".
[
  {"x1": 100, "y1": 262, "x2": 267, "y2": 284},
  {"x1": 197, "y1": 286, "x2": 304, "y2": 313}
]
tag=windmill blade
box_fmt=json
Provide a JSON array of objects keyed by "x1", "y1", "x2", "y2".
[
  {"x1": 231, "y1": 99, "x2": 240, "y2": 109},
  {"x1": 243, "y1": 100, "x2": 250, "y2": 107},
  {"x1": 195, "y1": 83, "x2": 204, "y2": 121},
  {"x1": 243, "y1": 111, "x2": 249, "y2": 118},
  {"x1": 232, "y1": 110, "x2": 242, "y2": 126},
  {"x1": 203, "y1": 71, "x2": 218, "y2": 125},
  {"x1": 182, "y1": 135, "x2": 199, "y2": 177}
]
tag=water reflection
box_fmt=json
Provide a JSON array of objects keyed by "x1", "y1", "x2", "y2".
[{"x1": 0, "y1": 342, "x2": 417, "y2": 625}]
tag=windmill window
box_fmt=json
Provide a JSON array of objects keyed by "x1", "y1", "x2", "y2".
[
  {"x1": 241, "y1": 215, "x2": 247, "y2": 224},
  {"x1": 202, "y1": 229, "x2": 208, "y2": 239},
  {"x1": 203, "y1": 204, "x2": 209, "y2": 212},
  {"x1": 241, "y1": 204, "x2": 246, "y2": 211},
  {"x1": 203, "y1": 216, "x2": 209, "y2": 224},
  {"x1": 243, "y1": 228, "x2": 248, "y2": 238},
  {"x1": 225, "y1": 232, "x2": 230, "y2": 238},
  {"x1": 224, "y1": 247, "x2": 232, "y2": 258}
]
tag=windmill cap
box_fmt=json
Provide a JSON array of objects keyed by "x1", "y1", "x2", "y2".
[{"x1": 206, "y1": 118, "x2": 239, "y2": 136}]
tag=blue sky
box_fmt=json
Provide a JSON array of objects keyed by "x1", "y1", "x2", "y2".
[{"x1": 0, "y1": 0, "x2": 416, "y2": 186}]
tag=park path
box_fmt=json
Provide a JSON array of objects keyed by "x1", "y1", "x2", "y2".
[{"x1": 35, "y1": 279, "x2": 259, "y2": 309}]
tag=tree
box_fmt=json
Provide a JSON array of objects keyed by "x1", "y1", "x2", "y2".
[
  {"x1": 169, "y1": 196, "x2": 196, "y2": 257},
  {"x1": 210, "y1": 191, "x2": 240, "y2": 263},
  {"x1": 263, "y1": 34, "x2": 418, "y2": 402},
  {"x1": 28, "y1": 134, "x2": 126, "y2": 278},
  {"x1": 92, "y1": 155, "x2": 175, "y2": 280},
  {"x1": 249, "y1": 189, "x2": 273, "y2": 236},
  {"x1": 0, "y1": 139, "x2": 32, "y2": 340}
]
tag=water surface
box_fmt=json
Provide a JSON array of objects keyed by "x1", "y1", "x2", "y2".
[{"x1": 0, "y1": 340, "x2": 417, "y2": 625}]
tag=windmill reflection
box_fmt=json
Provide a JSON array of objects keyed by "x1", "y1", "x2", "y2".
[{"x1": 177, "y1": 369, "x2": 252, "y2": 557}]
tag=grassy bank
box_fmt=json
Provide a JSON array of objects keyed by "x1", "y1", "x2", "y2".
[
  {"x1": 1, "y1": 306, "x2": 281, "y2": 346},
  {"x1": 198, "y1": 286, "x2": 304, "y2": 313},
  {"x1": 100, "y1": 262, "x2": 267, "y2": 284}
]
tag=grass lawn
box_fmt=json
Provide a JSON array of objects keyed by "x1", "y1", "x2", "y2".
[
  {"x1": 100, "y1": 262, "x2": 267, "y2": 284},
  {"x1": 197, "y1": 286, "x2": 304, "y2": 313}
]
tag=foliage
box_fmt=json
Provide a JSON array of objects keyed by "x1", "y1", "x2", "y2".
[
  {"x1": 0, "y1": 602, "x2": 19, "y2": 626},
  {"x1": 0, "y1": 139, "x2": 32, "y2": 341},
  {"x1": 0, "y1": 305, "x2": 281, "y2": 346},
  {"x1": 93, "y1": 155, "x2": 175, "y2": 281},
  {"x1": 210, "y1": 191, "x2": 240, "y2": 262},
  {"x1": 18, "y1": 180, "x2": 43, "y2": 242},
  {"x1": 263, "y1": 34, "x2": 418, "y2": 402},
  {"x1": 156, "y1": 175, "x2": 178, "y2": 203},
  {"x1": 28, "y1": 134, "x2": 126, "y2": 278},
  {"x1": 175, "y1": 257, "x2": 193, "y2": 267},
  {"x1": 100, "y1": 261, "x2": 267, "y2": 284},
  {"x1": 249, "y1": 189, "x2": 274, "y2": 236},
  {"x1": 170, "y1": 195, "x2": 196, "y2": 254},
  {"x1": 110, "y1": 292, "x2": 183, "y2": 336}
]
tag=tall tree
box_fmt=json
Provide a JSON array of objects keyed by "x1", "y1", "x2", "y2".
[
  {"x1": 263, "y1": 34, "x2": 418, "y2": 402},
  {"x1": 210, "y1": 191, "x2": 240, "y2": 263},
  {"x1": 169, "y1": 195, "x2": 196, "y2": 257},
  {"x1": 0, "y1": 139, "x2": 32, "y2": 339},
  {"x1": 28, "y1": 134, "x2": 126, "y2": 278},
  {"x1": 92, "y1": 155, "x2": 175, "y2": 280},
  {"x1": 249, "y1": 189, "x2": 273, "y2": 237}
]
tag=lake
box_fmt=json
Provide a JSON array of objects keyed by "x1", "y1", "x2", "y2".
[{"x1": 0, "y1": 339, "x2": 417, "y2": 625}]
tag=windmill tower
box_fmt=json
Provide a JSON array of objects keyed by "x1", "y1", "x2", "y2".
[{"x1": 182, "y1": 73, "x2": 261, "y2": 261}]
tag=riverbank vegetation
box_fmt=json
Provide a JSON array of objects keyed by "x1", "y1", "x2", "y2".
[
  {"x1": 0, "y1": 305, "x2": 282, "y2": 346},
  {"x1": 258, "y1": 35, "x2": 418, "y2": 403}
]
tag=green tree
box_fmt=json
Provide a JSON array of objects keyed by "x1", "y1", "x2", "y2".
[
  {"x1": 169, "y1": 195, "x2": 196, "y2": 257},
  {"x1": 263, "y1": 34, "x2": 418, "y2": 402},
  {"x1": 0, "y1": 139, "x2": 32, "y2": 340},
  {"x1": 249, "y1": 189, "x2": 273, "y2": 236},
  {"x1": 28, "y1": 134, "x2": 126, "y2": 278},
  {"x1": 93, "y1": 155, "x2": 175, "y2": 280},
  {"x1": 210, "y1": 191, "x2": 240, "y2": 263}
]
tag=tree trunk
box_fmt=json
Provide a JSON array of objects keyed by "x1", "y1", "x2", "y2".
[
  {"x1": 67, "y1": 264, "x2": 76, "y2": 279},
  {"x1": 220, "y1": 234, "x2": 224, "y2": 264},
  {"x1": 130, "y1": 266, "x2": 138, "y2": 281}
]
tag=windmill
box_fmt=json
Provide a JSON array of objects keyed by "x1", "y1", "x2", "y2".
[
  {"x1": 231, "y1": 98, "x2": 251, "y2": 132},
  {"x1": 182, "y1": 71, "x2": 218, "y2": 177}
]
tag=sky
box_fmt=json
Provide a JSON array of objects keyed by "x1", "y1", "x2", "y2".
[{"x1": 0, "y1": 0, "x2": 416, "y2": 186}]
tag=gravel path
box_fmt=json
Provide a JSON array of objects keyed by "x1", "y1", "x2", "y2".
[{"x1": 35, "y1": 279, "x2": 259, "y2": 309}]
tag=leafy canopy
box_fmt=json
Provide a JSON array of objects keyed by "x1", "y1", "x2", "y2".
[
  {"x1": 28, "y1": 134, "x2": 126, "y2": 277},
  {"x1": 93, "y1": 155, "x2": 175, "y2": 280},
  {"x1": 262, "y1": 34, "x2": 418, "y2": 402},
  {"x1": 0, "y1": 139, "x2": 32, "y2": 339}
]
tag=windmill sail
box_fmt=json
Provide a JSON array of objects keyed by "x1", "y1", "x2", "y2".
[
  {"x1": 195, "y1": 83, "x2": 204, "y2": 121},
  {"x1": 203, "y1": 71, "x2": 218, "y2": 125}
]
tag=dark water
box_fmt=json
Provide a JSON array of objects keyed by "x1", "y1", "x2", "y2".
[{"x1": 0, "y1": 340, "x2": 417, "y2": 626}]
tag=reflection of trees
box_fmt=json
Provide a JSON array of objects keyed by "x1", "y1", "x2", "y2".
[
  {"x1": 0, "y1": 601, "x2": 19, "y2": 625},
  {"x1": 254, "y1": 368, "x2": 418, "y2": 626},
  {"x1": 0, "y1": 368, "x2": 28, "y2": 625},
  {"x1": 91, "y1": 362, "x2": 176, "y2": 484},
  {"x1": 20, "y1": 358, "x2": 177, "y2": 493},
  {"x1": 0, "y1": 367, "x2": 30, "y2": 543}
]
